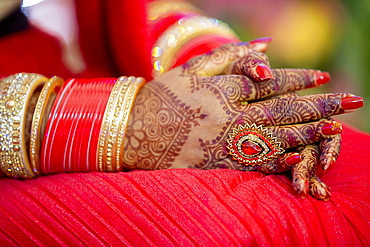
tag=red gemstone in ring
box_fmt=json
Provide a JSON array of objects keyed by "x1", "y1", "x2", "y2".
[
  {"x1": 227, "y1": 123, "x2": 284, "y2": 166},
  {"x1": 242, "y1": 141, "x2": 262, "y2": 155}
]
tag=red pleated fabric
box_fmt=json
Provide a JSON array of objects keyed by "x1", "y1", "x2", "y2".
[{"x1": 0, "y1": 124, "x2": 369, "y2": 246}]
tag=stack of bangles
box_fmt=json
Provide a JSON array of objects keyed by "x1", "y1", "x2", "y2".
[{"x1": 0, "y1": 73, "x2": 145, "y2": 178}]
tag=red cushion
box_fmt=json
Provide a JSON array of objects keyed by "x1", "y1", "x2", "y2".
[{"x1": 0, "y1": 124, "x2": 369, "y2": 245}]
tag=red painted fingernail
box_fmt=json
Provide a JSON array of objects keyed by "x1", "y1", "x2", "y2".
[
  {"x1": 298, "y1": 179, "x2": 309, "y2": 198},
  {"x1": 250, "y1": 37, "x2": 273, "y2": 44},
  {"x1": 286, "y1": 154, "x2": 302, "y2": 166},
  {"x1": 255, "y1": 64, "x2": 273, "y2": 81},
  {"x1": 315, "y1": 71, "x2": 331, "y2": 85},
  {"x1": 323, "y1": 157, "x2": 336, "y2": 171},
  {"x1": 321, "y1": 122, "x2": 342, "y2": 135},
  {"x1": 341, "y1": 96, "x2": 364, "y2": 110}
]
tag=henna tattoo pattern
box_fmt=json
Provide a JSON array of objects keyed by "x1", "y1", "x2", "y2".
[
  {"x1": 240, "y1": 94, "x2": 344, "y2": 127},
  {"x1": 320, "y1": 134, "x2": 342, "y2": 170},
  {"x1": 253, "y1": 69, "x2": 314, "y2": 100},
  {"x1": 292, "y1": 145, "x2": 319, "y2": 197},
  {"x1": 226, "y1": 51, "x2": 270, "y2": 77},
  {"x1": 178, "y1": 75, "x2": 343, "y2": 171},
  {"x1": 124, "y1": 38, "x2": 346, "y2": 175},
  {"x1": 188, "y1": 76, "x2": 243, "y2": 170},
  {"x1": 123, "y1": 83, "x2": 203, "y2": 170},
  {"x1": 309, "y1": 175, "x2": 331, "y2": 201},
  {"x1": 271, "y1": 121, "x2": 327, "y2": 149},
  {"x1": 181, "y1": 42, "x2": 251, "y2": 76},
  {"x1": 190, "y1": 75, "x2": 253, "y2": 107}
]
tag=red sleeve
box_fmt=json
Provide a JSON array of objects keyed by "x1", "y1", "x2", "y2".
[
  {"x1": 75, "y1": 0, "x2": 240, "y2": 80},
  {"x1": 0, "y1": 26, "x2": 71, "y2": 79},
  {"x1": 74, "y1": 0, "x2": 116, "y2": 77}
]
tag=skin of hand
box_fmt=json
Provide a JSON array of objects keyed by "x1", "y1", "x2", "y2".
[{"x1": 123, "y1": 41, "x2": 364, "y2": 200}]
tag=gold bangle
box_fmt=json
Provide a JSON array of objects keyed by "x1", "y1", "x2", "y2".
[
  {"x1": 151, "y1": 16, "x2": 239, "y2": 78},
  {"x1": 0, "y1": 73, "x2": 49, "y2": 178},
  {"x1": 147, "y1": 0, "x2": 202, "y2": 21},
  {"x1": 98, "y1": 78, "x2": 123, "y2": 172},
  {"x1": 97, "y1": 76, "x2": 146, "y2": 172},
  {"x1": 30, "y1": 76, "x2": 64, "y2": 175},
  {"x1": 115, "y1": 76, "x2": 145, "y2": 171}
]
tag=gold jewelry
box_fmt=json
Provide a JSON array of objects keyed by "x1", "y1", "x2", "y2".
[
  {"x1": 227, "y1": 123, "x2": 284, "y2": 166},
  {"x1": 114, "y1": 76, "x2": 145, "y2": 172},
  {"x1": 147, "y1": 0, "x2": 202, "y2": 21},
  {"x1": 30, "y1": 76, "x2": 64, "y2": 175},
  {"x1": 0, "y1": 73, "x2": 49, "y2": 178},
  {"x1": 151, "y1": 16, "x2": 239, "y2": 78},
  {"x1": 98, "y1": 76, "x2": 145, "y2": 172}
]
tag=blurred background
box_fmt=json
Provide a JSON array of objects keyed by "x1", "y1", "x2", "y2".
[{"x1": 5, "y1": 0, "x2": 370, "y2": 132}]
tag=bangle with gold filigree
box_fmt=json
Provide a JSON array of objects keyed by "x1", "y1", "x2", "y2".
[
  {"x1": 29, "y1": 76, "x2": 64, "y2": 176},
  {"x1": 151, "y1": 16, "x2": 239, "y2": 78},
  {"x1": 0, "y1": 73, "x2": 49, "y2": 178},
  {"x1": 147, "y1": 0, "x2": 202, "y2": 22},
  {"x1": 97, "y1": 76, "x2": 146, "y2": 172}
]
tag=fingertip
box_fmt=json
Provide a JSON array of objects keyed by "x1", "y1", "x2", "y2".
[
  {"x1": 249, "y1": 37, "x2": 273, "y2": 45},
  {"x1": 286, "y1": 153, "x2": 302, "y2": 166},
  {"x1": 322, "y1": 157, "x2": 336, "y2": 171},
  {"x1": 310, "y1": 182, "x2": 331, "y2": 201},
  {"x1": 255, "y1": 64, "x2": 274, "y2": 82},
  {"x1": 321, "y1": 122, "x2": 342, "y2": 136},
  {"x1": 295, "y1": 179, "x2": 309, "y2": 199},
  {"x1": 341, "y1": 96, "x2": 365, "y2": 112},
  {"x1": 315, "y1": 71, "x2": 331, "y2": 85},
  {"x1": 249, "y1": 37, "x2": 273, "y2": 52}
]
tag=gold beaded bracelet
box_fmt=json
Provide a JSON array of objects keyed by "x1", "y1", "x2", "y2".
[
  {"x1": 97, "y1": 76, "x2": 146, "y2": 172},
  {"x1": 0, "y1": 73, "x2": 49, "y2": 178},
  {"x1": 29, "y1": 76, "x2": 64, "y2": 175},
  {"x1": 151, "y1": 16, "x2": 239, "y2": 78}
]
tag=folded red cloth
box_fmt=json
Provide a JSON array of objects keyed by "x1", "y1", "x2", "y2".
[{"x1": 0, "y1": 124, "x2": 369, "y2": 246}]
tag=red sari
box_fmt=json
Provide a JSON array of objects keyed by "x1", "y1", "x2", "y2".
[{"x1": 0, "y1": 1, "x2": 369, "y2": 245}]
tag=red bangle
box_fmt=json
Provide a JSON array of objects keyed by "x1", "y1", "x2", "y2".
[
  {"x1": 173, "y1": 33, "x2": 240, "y2": 68},
  {"x1": 72, "y1": 79, "x2": 116, "y2": 172},
  {"x1": 71, "y1": 80, "x2": 93, "y2": 172},
  {"x1": 88, "y1": 80, "x2": 115, "y2": 171},
  {"x1": 50, "y1": 79, "x2": 80, "y2": 173},
  {"x1": 41, "y1": 78, "x2": 77, "y2": 174},
  {"x1": 65, "y1": 81, "x2": 84, "y2": 172},
  {"x1": 40, "y1": 78, "x2": 116, "y2": 174}
]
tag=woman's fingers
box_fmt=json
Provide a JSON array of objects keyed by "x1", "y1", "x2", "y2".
[
  {"x1": 224, "y1": 51, "x2": 273, "y2": 82},
  {"x1": 267, "y1": 119, "x2": 342, "y2": 149},
  {"x1": 309, "y1": 175, "x2": 331, "y2": 201},
  {"x1": 319, "y1": 133, "x2": 342, "y2": 171},
  {"x1": 182, "y1": 40, "x2": 272, "y2": 77},
  {"x1": 253, "y1": 152, "x2": 302, "y2": 174},
  {"x1": 199, "y1": 69, "x2": 331, "y2": 104},
  {"x1": 248, "y1": 37, "x2": 273, "y2": 52},
  {"x1": 292, "y1": 145, "x2": 331, "y2": 200},
  {"x1": 292, "y1": 145, "x2": 319, "y2": 198},
  {"x1": 241, "y1": 93, "x2": 364, "y2": 126},
  {"x1": 250, "y1": 69, "x2": 330, "y2": 100}
]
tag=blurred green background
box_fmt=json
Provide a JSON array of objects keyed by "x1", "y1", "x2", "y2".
[{"x1": 191, "y1": 0, "x2": 370, "y2": 132}]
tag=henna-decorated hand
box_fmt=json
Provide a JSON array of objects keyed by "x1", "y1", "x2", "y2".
[{"x1": 123, "y1": 42, "x2": 364, "y2": 200}]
